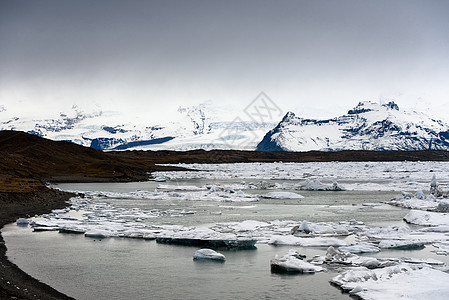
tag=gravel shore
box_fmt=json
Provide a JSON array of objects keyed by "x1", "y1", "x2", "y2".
[{"x1": 0, "y1": 188, "x2": 76, "y2": 300}]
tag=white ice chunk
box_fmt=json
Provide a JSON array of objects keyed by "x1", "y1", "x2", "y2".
[
  {"x1": 84, "y1": 229, "x2": 112, "y2": 238},
  {"x1": 268, "y1": 235, "x2": 347, "y2": 247},
  {"x1": 378, "y1": 240, "x2": 425, "y2": 250},
  {"x1": 339, "y1": 243, "x2": 380, "y2": 253},
  {"x1": 158, "y1": 184, "x2": 206, "y2": 191},
  {"x1": 271, "y1": 251, "x2": 324, "y2": 273},
  {"x1": 404, "y1": 210, "x2": 449, "y2": 226},
  {"x1": 193, "y1": 249, "x2": 226, "y2": 261},
  {"x1": 432, "y1": 242, "x2": 449, "y2": 255},
  {"x1": 232, "y1": 220, "x2": 271, "y2": 232},
  {"x1": 16, "y1": 218, "x2": 29, "y2": 225},
  {"x1": 262, "y1": 191, "x2": 304, "y2": 199}
]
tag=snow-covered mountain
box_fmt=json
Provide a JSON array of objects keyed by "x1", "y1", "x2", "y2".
[
  {"x1": 0, "y1": 103, "x2": 276, "y2": 151},
  {"x1": 257, "y1": 101, "x2": 449, "y2": 151}
]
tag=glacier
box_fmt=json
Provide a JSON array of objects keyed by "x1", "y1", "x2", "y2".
[{"x1": 0, "y1": 102, "x2": 276, "y2": 151}]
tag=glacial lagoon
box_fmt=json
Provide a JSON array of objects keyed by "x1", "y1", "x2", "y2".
[{"x1": 4, "y1": 162, "x2": 449, "y2": 299}]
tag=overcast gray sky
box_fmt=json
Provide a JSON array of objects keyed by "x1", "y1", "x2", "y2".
[{"x1": 1, "y1": 0, "x2": 448, "y2": 121}]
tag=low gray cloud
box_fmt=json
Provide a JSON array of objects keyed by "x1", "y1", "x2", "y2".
[{"x1": 1, "y1": 0, "x2": 448, "y2": 119}]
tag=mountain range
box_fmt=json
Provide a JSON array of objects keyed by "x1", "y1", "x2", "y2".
[
  {"x1": 257, "y1": 101, "x2": 449, "y2": 151},
  {"x1": 0, "y1": 103, "x2": 276, "y2": 151},
  {"x1": 1, "y1": 101, "x2": 449, "y2": 152}
]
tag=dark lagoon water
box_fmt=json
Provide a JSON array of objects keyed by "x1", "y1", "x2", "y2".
[{"x1": 3, "y1": 179, "x2": 447, "y2": 300}]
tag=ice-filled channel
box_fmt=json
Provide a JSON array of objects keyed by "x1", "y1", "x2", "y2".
[{"x1": 4, "y1": 162, "x2": 449, "y2": 300}]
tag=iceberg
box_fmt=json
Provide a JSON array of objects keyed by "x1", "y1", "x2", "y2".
[
  {"x1": 270, "y1": 250, "x2": 324, "y2": 274},
  {"x1": 404, "y1": 210, "x2": 449, "y2": 226},
  {"x1": 193, "y1": 249, "x2": 226, "y2": 262},
  {"x1": 157, "y1": 237, "x2": 257, "y2": 249},
  {"x1": 290, "y1": 221, "x2": 351, "y2": 237},
  {"x1": 311, "y1": 246, "x2": 389, "y2": 269},
  {"x1": 297, "y1": 179, "x2": 345, "y2": 191},
  {"x1": 268, "y1": 235, "x2": 347, "y2": 247},
  {"x1": 16, "y1": 218, "x2": 29, "y2": 226}
]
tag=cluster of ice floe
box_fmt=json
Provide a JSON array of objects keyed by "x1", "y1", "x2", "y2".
[
  {"x1": 268, "y1": 245, "x2": 449, "y2": 299},
  {"x1": 267, "y1": 243, "x2": 449, "y2": 299},
  {"x1": 17, "y1": 161, "x2": 449, "y2": 299},
  {"x1": 18, "y1": 195, "x2": 449, "y2": 299},
  {"x1": 154, "y1": 161, "x2": 449, "y2": 191},
  {"x1": 381, "y1": 176, "x2": 449, "y2": 258},
  {"x1": 158, "y1": 180, "x2": 343, "y2": 193},
  {"x1": 389, "y1": 176, "x2": 449, "y2": 212},
  {"x1": 25, "y1": 197, "x2": 198, "y2": 238},
  {"x1": 65, "y1": 187, "x2": 259, "y2": 203},
  {"x1": 331, "y1": 263, "x2": 449, "y2": 299},
  {"x1": 22, "y1": 194, "x2": 449, "y2": 258},
  {"x1": 271, "y1": 249, "x2": 324, "y2": 273}
]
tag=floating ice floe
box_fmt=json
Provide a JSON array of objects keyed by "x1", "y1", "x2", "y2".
[
  {"x1": 389, "y1": 191, "x2": 441, "y2": 211},
  {"x1": 404, "y1": 210, "x2": 449, "y2": 226},
  {"x1": 215, "y1": 220, "x2": 271, "y2": 232},
  {"x1": 154, "y1": 161, "x2": 449, "y2": 191},
  {"x1": 361, "y1": 225, "x2": 412, "y2": 240},
  {"x1": 157, "y1": 237, "x2": 257, "y2": 249},
  {"x1": 331, "y1": 263, "x2": 449, "y2": 300},
  {"x1": 155, "y1": 226, "x2": 258, "y2": 249},
  {"x1": 261, "y1": 191, "x2": 304, "y2": 199},
  {"x1": 270, "y1": 250, "x2": 324, "y2": 274},
  {"x1": 157, "y1": 184, "x2": 207, "y2": 191},
  {"x1": 193, "y1": 249, "x2": 226, "y2": 261},
  {"x1": 361, "y1": 202, "x2": 382, "y2": 207},
  {"x1": 388, "y1": 176, "x2": 449, "y2": 211},
  {"x1": 311, "y1": 246, "x2": 444, "y2": 270},
  {"x1": 16, "y1": 218, "x2": 29, "y2": 226},
  {"x1": 153, "y1": 176, "x2": 169, "y2": 182},
  {"x1": 432, "y1": 242, "x2": 449, "y2": 255},
  {"x1": 310, "y1": 246, "x2": 390, "y2": 269},
  {"x1": 268, "y1": 235, "x2": 347, "y2": 247},
  {"x1": 378, "y1": 240, "x2": 425, "y2": 250},
  {"x1": 76, "y1": 189, "x2": 259, "y2": 203},
  {"x1": 353, "y1": 223, "x2": 449, "y2": 254},
  {"x1": 339, "y1": 243, "x2": 380, "y2": 253},
  {"x1": 85, "y1": 229, "x2": 111, "y2": 239},
  {"x1": 297, "y1": 179, "x2": 345, "y2": 191},
  {"x1": 290, "y1": 220, "x2": 352, "y2": 237}
]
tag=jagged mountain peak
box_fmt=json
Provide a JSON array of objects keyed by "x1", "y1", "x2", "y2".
[
  {"x1": 347, "y1": 100, "x2": 399, "y2": 115},
  {"x1": 281, "y1": 111, "x2": 296, "y2": 122},
  {"x1": 257, "y1": 101, "x2": 449, "y2": 152}
]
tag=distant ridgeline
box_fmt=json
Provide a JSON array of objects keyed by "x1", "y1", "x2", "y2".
[
  {"x1": 257, "y1": 101, "x2": 449, "y2": 152},
  {"x1": 1, "y1": 101, "x2": 449, "y2": 152}
]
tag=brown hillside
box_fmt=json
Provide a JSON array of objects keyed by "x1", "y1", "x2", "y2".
[{"x1": 0, "y1": 131, "x2": 184, "y2": 190}]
